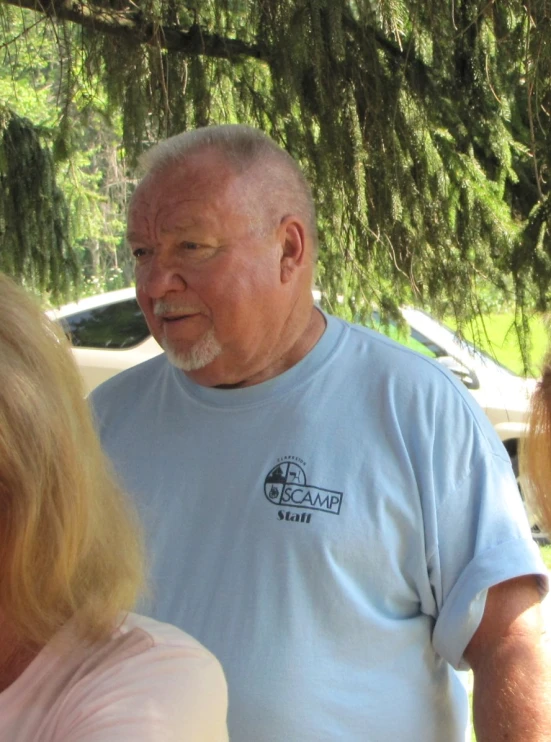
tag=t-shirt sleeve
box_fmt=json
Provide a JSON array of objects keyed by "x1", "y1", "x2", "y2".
[
  {"x1": 428, "y1": 445, "x2": 547, "y2": 670},
  {"x1": 55, "y1": 642, "x2": 229, "y2": 742}
]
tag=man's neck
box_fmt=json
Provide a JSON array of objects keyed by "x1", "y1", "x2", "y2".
[{"x1": 215, "y1": 305, "x2": 327, "y2": 389}]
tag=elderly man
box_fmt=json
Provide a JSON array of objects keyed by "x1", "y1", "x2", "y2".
[{"x1": 91, "y1": 124, "x2": 550, "y2": 741}]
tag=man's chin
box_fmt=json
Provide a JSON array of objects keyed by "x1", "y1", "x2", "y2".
[{"x1": 162, "y1": 335, "x2": 222, "y2": 372}]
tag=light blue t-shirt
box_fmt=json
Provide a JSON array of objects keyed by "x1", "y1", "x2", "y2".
[{"x1": 91, "y1": 312, "x2": 546, "y2": 742}]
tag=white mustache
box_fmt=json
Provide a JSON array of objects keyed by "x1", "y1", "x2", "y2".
[{"x1": 154, "y1": 301, "x2": 198, "y2": 316}]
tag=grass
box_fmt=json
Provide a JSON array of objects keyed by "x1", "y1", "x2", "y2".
[
  {"x1": 447, "y1": 311, "x2": 550, "y2": 377},
  {"x1": 539, "y1": 544, "x2": 551, "y2": 571}
]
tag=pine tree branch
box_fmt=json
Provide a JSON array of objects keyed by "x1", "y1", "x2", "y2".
[
  {"x1": 5, "y1": 0, "x2": 430, "y2": 73},
  {"x1": 5, "y1": 0, "x2": 268, "y2": 61}
]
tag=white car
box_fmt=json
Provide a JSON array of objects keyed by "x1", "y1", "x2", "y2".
[
  {"x1": 49, "y1": 289, "x2": 543, "y2": 539},
  {"x1": 48, "y1": 288, "x2": 163, "y2": 393}
]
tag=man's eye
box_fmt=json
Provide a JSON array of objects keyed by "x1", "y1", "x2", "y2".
[
  {"x1": 132, "y1": 248, "x2": 147, "y2": 259},
  {"x1": 182, "y1": 242, "x2": 200, "y2": 250}
]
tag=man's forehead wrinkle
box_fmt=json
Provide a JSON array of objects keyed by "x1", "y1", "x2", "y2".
[
  {"x1": 128, "y1": 180, "x2": 155, "y2": 217},
  {"x1": 160, "y1": 215, "x2": 203, "y2": 236},
  {"x1": 126, "y1": 204, "x2": 165, "y2": 246},
  {"x1": 125, "y1": 230, "x2": 144, "y2": 245},
  {"x1": 128, "y1": 198, "x2": 221, "y2": 247}
]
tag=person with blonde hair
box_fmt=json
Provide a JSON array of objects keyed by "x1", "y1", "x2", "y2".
[
  {"x1": 0, "y1": 273, "x2": 228, "y2": 741},
  {"x1": 522, "y1": 348, "x2": 551, "y2": 532}
]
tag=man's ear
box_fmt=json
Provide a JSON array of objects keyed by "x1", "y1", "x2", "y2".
[{"x1": 278, "y1": 216, "x2": 307, "y2": 283}]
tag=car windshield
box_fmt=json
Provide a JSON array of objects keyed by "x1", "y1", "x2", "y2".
[{"x1": 58, "y1": 298, "x2": 150, "y2": 349}]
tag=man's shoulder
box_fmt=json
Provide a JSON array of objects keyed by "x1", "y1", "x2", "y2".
[
  {"x1": 327, "y1": 312, "x2": 495, "y2": 431},
  {"x1": 328, "y1": 313, "x2": 456, "y2": 382}
]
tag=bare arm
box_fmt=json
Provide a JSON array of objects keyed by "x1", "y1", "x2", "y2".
[{"x1": 464, "y1": 575, "x2": 551, "y2": 741}]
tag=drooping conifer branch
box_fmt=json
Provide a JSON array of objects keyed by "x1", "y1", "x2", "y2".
[
  {"x1": 8, "y1": 0, "x2": 267, "y2": 61},
  {"x1": 0, "y1": 106, "x2": 78, "y2": 300}
]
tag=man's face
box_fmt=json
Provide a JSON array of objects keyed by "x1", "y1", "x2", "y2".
[{"x1": 127, "y1": 150, "x2": 297, "y2": 387}]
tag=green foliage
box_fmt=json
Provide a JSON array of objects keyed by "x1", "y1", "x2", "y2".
[
  {"x1": 447, "y1": 311, "x2": 551, "y2": 377},
  {"x1": 0, "y1": 11, "x2": 134, "y2": 297},
  {"x1": 0, "y1": 105, "x2": 78, "y2": 300},
  {"x1": 539, "y1": 545, "x2": 551, "y2": 571},
  {"x1": 0, "y1": 0, "x2": 550, "y2": 345}
]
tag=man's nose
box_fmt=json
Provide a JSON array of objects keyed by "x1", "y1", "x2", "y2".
[{"x1": 138, "y1": 254, "x2": 187, "y2": 298}]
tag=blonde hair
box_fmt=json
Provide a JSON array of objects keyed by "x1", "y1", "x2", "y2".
[
  {"x1": 521, "y1": 347, "x2": 551, "y2": 532},
  {"x1": 0, "y1": 274, "x2": 144, "y2": 647}
]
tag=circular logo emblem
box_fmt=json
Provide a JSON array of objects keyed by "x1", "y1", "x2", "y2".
[{"x1": 264, "y1": 461, "x2": 306, "y2": 503}]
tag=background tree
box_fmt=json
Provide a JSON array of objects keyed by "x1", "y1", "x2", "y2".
[
  {"x1": 0, "y1": 1, "x2": 550, "y2": 353},
  {"x1": 0, "y1": 105, "x2": 78, "y2": 300},
  {"x1": 0, "y1": 11, "x2": 135, "y2": 297}
]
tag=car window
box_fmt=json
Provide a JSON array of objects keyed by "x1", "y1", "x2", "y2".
[
  {"x1": 371, "y1": 312, "x2": 442, "y2": 359},
  {"x1": 59, "y1": 299, "x2": 150, "y2": 349}
]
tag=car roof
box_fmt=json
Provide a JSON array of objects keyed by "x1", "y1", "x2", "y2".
[{"x1": 47, "y1": 287, "x2": 138, "y2": 319}]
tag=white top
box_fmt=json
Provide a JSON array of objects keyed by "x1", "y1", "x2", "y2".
[
  {"x1": 0, "y1": 613, "x2": 228, "y2": 742},
  {"x1": 91, "y1": 311, "x2": 547, "y2": 742}
]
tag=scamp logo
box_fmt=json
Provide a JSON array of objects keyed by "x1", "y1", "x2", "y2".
[{"x1": 264, "y1": 461, "x2": 343, "y2": 515}]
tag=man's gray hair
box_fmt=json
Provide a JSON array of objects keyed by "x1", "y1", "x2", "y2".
[{"x1": 138, "y1": 124, "x2": 318, "y2": 258}]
